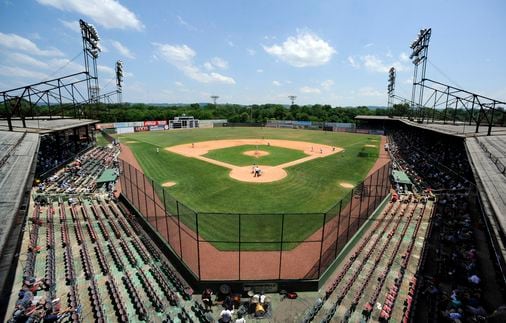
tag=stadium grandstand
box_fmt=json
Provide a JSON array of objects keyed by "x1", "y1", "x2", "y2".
[{"x1": 1, "y1": 7, "x2": 506, "y2": 323}]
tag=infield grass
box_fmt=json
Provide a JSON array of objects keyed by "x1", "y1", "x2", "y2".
[
  {"x1": 117, "y1": 127, "x2": 381, "y2": 251},
  {"x1": 203, "y1": 144, "x2": 308, "y2": 166}
]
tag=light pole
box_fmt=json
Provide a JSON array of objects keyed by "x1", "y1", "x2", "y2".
[
  {"x1": 211, "y1": 95, "x2": 219, "y2": 107},
  {"x1": 116, "y1": 60, "x2": 123, "y2": 104},
  {"x1": 288, "y1": 95, "x2": 297, "y2": 106},
  {"x1": 80, "y1": 19, "x2": 101, "y2": 104},
  {"x1": 387, "y1": 67, "x2": 396, "y2": 109},
  {"x1": 409, "y1": 28, "x2": 431, "y2": 121}
]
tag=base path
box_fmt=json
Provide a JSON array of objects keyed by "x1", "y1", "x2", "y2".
[
  {"x1": 367, "y1": 135, "x2": 390, "y2": 176},
  {"x1": 166, "y1": 139, "x2": 342, "y2": 183}
]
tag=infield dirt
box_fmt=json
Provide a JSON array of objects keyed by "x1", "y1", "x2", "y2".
[{"x1": 166, "y1": 139, "x2": 342, "y2": 183}]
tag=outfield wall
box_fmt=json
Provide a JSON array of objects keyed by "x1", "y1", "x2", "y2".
[{"x1": 118, "y1": 158, "x2": 392, "y2": 284}]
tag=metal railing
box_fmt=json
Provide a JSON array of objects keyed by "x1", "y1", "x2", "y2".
[{"x1": 118, "y1": 159, "x2": 392, "y2": 281}]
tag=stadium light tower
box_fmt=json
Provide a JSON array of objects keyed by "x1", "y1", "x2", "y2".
[
  {"x1": 211, "y1": 95, "x2": 219, "y2": 106},
  {"x1": 387, "y1": 67, "x2": 396, "y2": 108},
  {"x1": 80, "y1": 19, "x2": 101, "y2": 103},
  {"x1": 288, "y1": 95, "x2": 297, "y2": 106},
  {"x1": 116, "y1": 60, "x2": 124, "y2": 103},
  {"x1": 409, "y1": 27, "x2": 431, "y2": 119}
]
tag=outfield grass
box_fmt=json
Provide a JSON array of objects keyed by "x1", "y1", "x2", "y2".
[
  {"x1": 203, "y1": 144, "x2": 308, "y2": 166},
  {"x1": 117, "y1": 128, "x2": 380, "y2": 250}
]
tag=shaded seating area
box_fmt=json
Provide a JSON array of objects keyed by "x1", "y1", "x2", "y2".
[{"x1": 388, "y1": 126, "x2": 506, "y2": 322}]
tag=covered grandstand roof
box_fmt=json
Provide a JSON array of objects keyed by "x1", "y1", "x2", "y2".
[
  {"x1": 0, "y1": 117, "x2": 98, "y2": 134},
  {"x1": 465, "y1": 135, "x2": 506, "y2": 262},
  {"x1": 0, "y1": 130, "x2": 39, "y2": 294},
  {"x1": 355, "y1": 115, "x2": 506, "y2": 137},
  {"x1": 0, "y1": 131, "x2": 39, "y2": 253}
]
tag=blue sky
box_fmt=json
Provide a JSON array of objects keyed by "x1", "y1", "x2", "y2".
[{"x1": 1, "y1": 0, "x2": 505, "y2": 106}]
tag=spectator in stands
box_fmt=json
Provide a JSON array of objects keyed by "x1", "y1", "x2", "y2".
[
  {"x1": 202, "y1": 288, "x2": 213, "y2": 311},
  {"x1": 388, "y1": 126, "x2": 504, "y2": 321},
  {"x1": 223, "y1": 295, "x2": 234, "y2": 310},
  {"x1": 219, "y1": 307, "x2": 234, "y2": 323},
  {"x1": 235, "y1": 313, "x2": 246, "y2": 323}
]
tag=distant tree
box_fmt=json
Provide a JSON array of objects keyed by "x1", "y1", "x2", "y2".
[{"x1": 239, "y1": 112, "x2": 249, "y2": 122}]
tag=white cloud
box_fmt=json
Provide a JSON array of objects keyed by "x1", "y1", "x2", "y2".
[
  {"x1": 348, "y1": 56, "x2": 360, "y2": 68},
  {"x1": 111, "y1": 40, "x2": 135, "y2": 59},
  {"x1": 59, "y1": 19, "x2": 80, "y2": 33},
  {"x1": 204, "y1": 57, "x2": 229, "y2": 70},
  {"x1": 227, "y1": 40, "x2": 235, "y2": 47},
  {"x1": 176, "y1": 15, "x2": 197, "y2": 31},
  {"x1": 358, "y1": 86, "x2": 383, "y2": 97},
  {"x1": 7, "y1": 53, "x2": 48, "y2": 68},
  {"x1": 0, "y1": 32, "x2": 64, "y2": 56},
  {"x1": 263, "y1": 30, "x2": 336, "y2": 67},
  {"x1": 256, "y1": 69, "x2": 263, "y2": 73},
  {"x1": 272, "y1": 80, "x2": 281, "y2": 86},
  {"x1": 5, "y1": 52, "x2": 84, "y2": 76},
  {"x1": 153, "y1": 43, "x2": 235, "y2": 85},
  {"x1": 300, "y1": 86, "x2": 321, "y2": 94},
  {"x1": 247, "y1": 48, "x2": 256, "y2": 56},
  {"x1": 97, "y1": 64, "x2": 114, "y2": 76},
  {"x1": 174, "y1": 81, "x2": 184, "y2": 87},
  {"x1": 29, "y1": 33, "x2": 41, "y2": 40},
  {"x1": 36, "y1": 0, "x2": 144, "y2": 30},
  {"x1": 321, "y1": 79, "x2": 334, "y2": 90},
  {"x1": 0, "y1": 65, "x2": 49, "y2": 80},
  {"x1": 155, "y1": 43, "x2": 195, "y2": 62},
  {"x1": 210, "y1": 57, "x2": 228, "y2": 69},
  {"x1": 364, "y1": 43, "x2": 374, "y2": 48},
  {"x1": 203, "y1": 62, "x2": 214, "y2": 71},
  {"x1": 399, "y1": 52, "x2": 409, "y2": 62},
  {"x1": 46, "y1": 57, "x2": 84, "y2": 74},
  {"x1": 361, "y1": 54, "x2": 408, "y2": 73},
  {"x1": 361, "y1": 55, "x2": 387, "y2": 72}
]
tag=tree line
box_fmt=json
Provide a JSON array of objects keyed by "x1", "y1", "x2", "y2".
[{"x1": 1, "y1": 99, "x2": 504, "y2": 125}]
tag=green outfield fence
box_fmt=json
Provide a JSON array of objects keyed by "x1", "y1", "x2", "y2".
[{"x1": 119, "y1": 159, "x2": 392, "y2": 282}]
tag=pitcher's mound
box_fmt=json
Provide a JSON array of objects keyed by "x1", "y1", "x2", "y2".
[
  {"x1": 243, "y1": 150, "x2": 270, "y2": 157},
  {"x1": 230, "y1": 166, "x2": 287, "y2": 183},
  {"x1": 340, "y1": 182, "x2": 354, "y2": 188},
  {"x1": 162, "y1": 181, "x2": 176, "y2": 187}
]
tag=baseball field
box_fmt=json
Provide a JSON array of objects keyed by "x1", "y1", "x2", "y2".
[{"x1": 117, "y1": 127, "x2": 380, "y2": 250}]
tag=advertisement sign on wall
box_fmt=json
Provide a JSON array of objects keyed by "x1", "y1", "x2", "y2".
[
  {"x1": 149, "y1": 125, "x2": 169, "y2": 131},
  {"x1": 96, "y1": 123, "x2": 114, "y2": 129},
  {"x1": 116, "y1": 127, "x2": 134, "y2": 134},
  {"x1": 134, "y1": 126, "x2": 149, "y2": 132},
  {"x1": 144, "y1": 120, "x2": 168, "y2": 126}
]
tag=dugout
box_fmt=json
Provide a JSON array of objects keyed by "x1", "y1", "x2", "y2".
[{"x1": 391, "y1": 170, "x2": 413, "y2": 193}]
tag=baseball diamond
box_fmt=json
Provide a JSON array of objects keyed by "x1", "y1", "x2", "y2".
[{"x1": 115, "y1": 127, "x2": 391, "y2": 282}]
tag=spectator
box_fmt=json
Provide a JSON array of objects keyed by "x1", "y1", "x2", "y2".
[
  {"x1": 219, "y1": 307, "x2": 234, "y2": 323},
  {"x1": 235, "y1": 313, "x2": 246, "y2": 323},
  {"x1": 202, "y1": 288, "x2": 213, "y2": 311}
]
